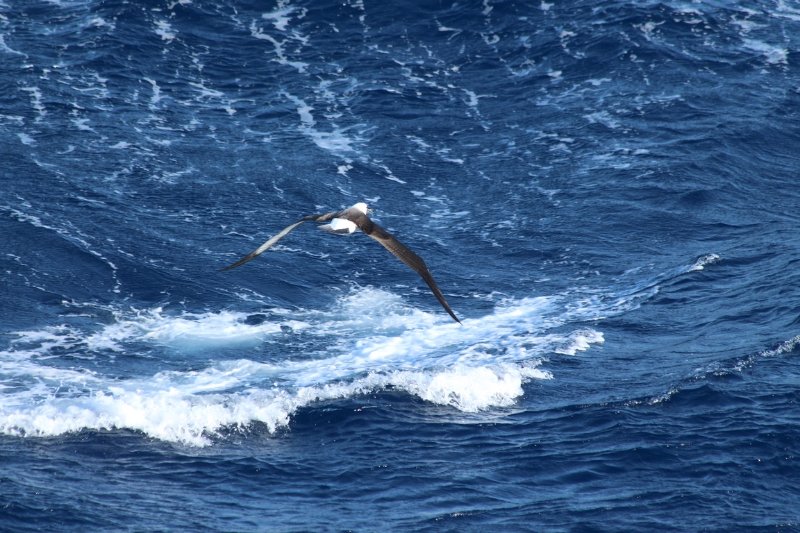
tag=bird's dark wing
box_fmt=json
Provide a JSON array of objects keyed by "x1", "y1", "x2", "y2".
[
  {"x1": 352, "y1": 214, "x2": 461, "y2": 324},
  {"x1": 220, "y1": 211, "x2": 338, "y2": 271}
]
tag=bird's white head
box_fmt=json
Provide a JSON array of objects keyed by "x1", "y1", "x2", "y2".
[{"x1": 352, "y1": 202, "x2": 369, "y2": 215}]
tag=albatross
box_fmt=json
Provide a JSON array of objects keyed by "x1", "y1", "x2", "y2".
[{"x1": 221, "y1": 202, "x2": 461, "y2": 324}]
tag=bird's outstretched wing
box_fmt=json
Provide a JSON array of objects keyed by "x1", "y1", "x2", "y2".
[
  {"x1": 220, "y1": 211, "x2": 337, "y2": 271},
  {"x1": 353, "y1": 214, "x2": 461, "y2": 324}
]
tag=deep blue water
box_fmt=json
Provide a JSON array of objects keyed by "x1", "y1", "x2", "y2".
[{"x1": 2, "y1": 0, "x2": 800, "y2": 530}]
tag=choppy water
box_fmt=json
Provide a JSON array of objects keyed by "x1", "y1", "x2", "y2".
[{"x1": 2, "y1": 0, "x2": 799, "y2": 530}]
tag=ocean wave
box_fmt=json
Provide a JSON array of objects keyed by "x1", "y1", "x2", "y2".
[
  {"x1": 0, "y1": 253, "x2": 721, "y2": 446},
  {"x1": 0, "y1": 283, "x2": 609, "y2": 445}
]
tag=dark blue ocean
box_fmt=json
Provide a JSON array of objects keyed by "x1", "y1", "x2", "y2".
[{"x1": 2, "y1": 0, "x2": 800, "y2": 530}]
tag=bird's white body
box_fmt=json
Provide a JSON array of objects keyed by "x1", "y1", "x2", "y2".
[
  {"x1": 319, "y1": 217, "x2": 358, "y2": 234},
  {"x1": 319, "y1": 203, "x2": 368, "y2": 234}
]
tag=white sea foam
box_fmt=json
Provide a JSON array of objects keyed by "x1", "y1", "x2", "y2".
[
  {"x1": 0, "y1": 280, "x2": 651, "y2": 445},
  {"x1": 154, "y1": 20, "x2": 176, "y2": 42},
  {"x1": 283, "y1": 92, "x2": 361, "y2": 155},
  {"x1": 689, "y1": 253, "x2": 720, "y2": 272},
  {"x1": 89, "y1": 307, "x2": 305, "y2": 351},
  {"x1": 760, "y1": 335, "x2": 800, "y2": 358},
  {"x1": 775, "y1": 0, "x2": 800, "y2": 21},
  {"x1": 87, "y1": 17, "x2": 115, "y2": 30},
  {"x1": 742, "y1": 39, "x2": 788, "y2": 65},
  {"x1": 585, "y1": 110, "x2": 620, "y2": 129},
  {"x1": 386, "y1": 364, "x2": 546, "y2": 412},
  {"x1": 17, "y1": 132, "x2": 35, "y2": 145},
  {"x1": 250, "y1": 21, "x2": 308, "y2": 72},
  {"x1": 262, "y1": 1, "x2": 306, "y2": 32},
  {"x1": 189, "y1": 81, "x2": 225, "y2": 99},
  {"x1": 144, "y1": 78, "x2": 162, "y2": 108},
  {"x1": 636, "y1": 20, "x2": 664, "y2": 41},
  {"x1": 21, "y1": 86, "x2": 45, "y2": 121},
  {"x1": 0, "y1": 33, "x2": 25, "y2": 55},
  {"x1": 72, "y1": 117, "x2": 95, "y2": 132}
]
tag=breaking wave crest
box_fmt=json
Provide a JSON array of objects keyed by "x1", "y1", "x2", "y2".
[{"x1": 0, "y1": 257, "x2": 713, "y2": 445}]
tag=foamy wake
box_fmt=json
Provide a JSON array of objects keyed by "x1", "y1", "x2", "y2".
[{"x1": 1, "y1": 258, "x2": 714, "y2": 446}]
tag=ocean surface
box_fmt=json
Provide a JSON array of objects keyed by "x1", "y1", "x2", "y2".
[{"x1": 2, "y1": 0, "x2": 799, "y2": 530}]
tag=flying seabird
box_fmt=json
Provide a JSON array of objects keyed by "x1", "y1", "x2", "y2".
[{"x1": 221, "y1": 202, "x2": 461, "y2": 324}]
